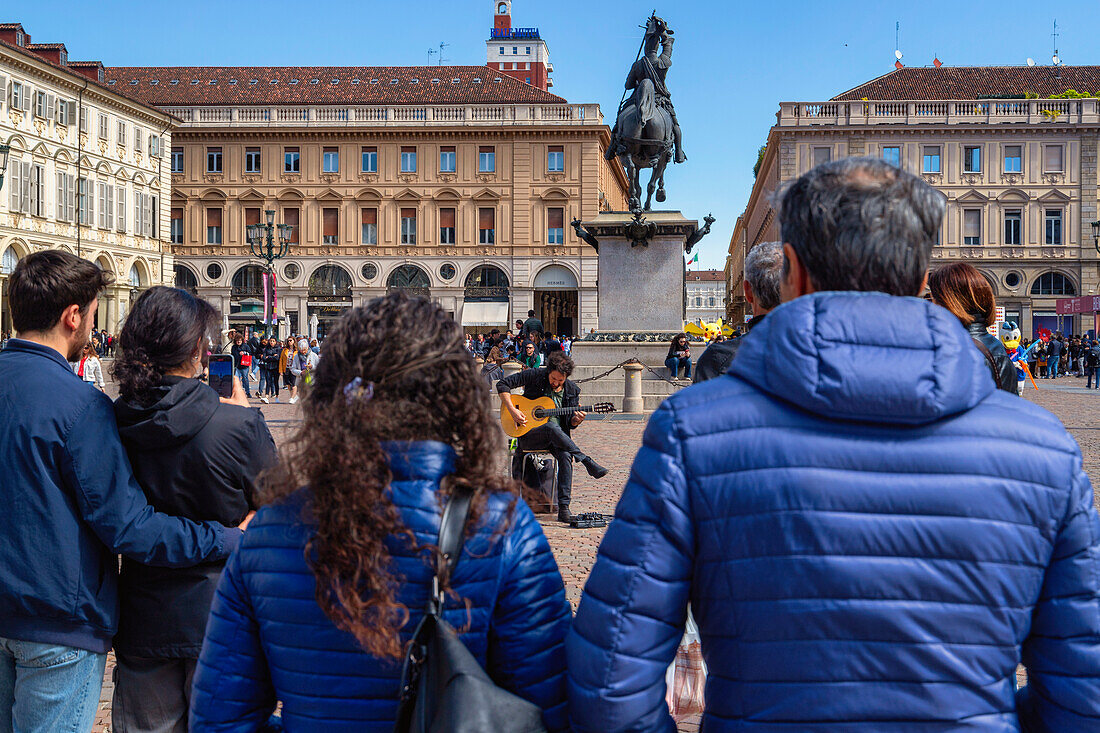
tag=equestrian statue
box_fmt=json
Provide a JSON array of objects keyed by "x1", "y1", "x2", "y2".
[{"x1": 606, "y1": 14, "x2": 687, "y2": 212}]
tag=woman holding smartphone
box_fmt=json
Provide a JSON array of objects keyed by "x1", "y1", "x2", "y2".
[{"x1": 110, "y1": 287, "x2": 277, "y2": 732}]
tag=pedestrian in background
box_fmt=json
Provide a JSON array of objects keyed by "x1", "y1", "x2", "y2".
[
  {"x1": 665, "y1": 333, "x2": 692, "y2": 380},
  {"x1": 260, "y1": 337, "x2": 281, "y2": 404},
  {"x1": 76, "y1": 342, "x2": 106, "y2": 392},
  {"x1": 569, "y1": 157, "x2": 1100, "y2": 731},
  {"x1": 190, "y1": 292, "x2": 571, "y2": 731},
  {"x1": 288, "y1": 338, "x2": 319, "y2": 404},
  {"x1": 111, "y1": 286, "x2": 275, "y2": 733},
  {"x1": 230, "y1": 335, "x2": 252, "y2": 399},
  {"x1": 520, "y1": 340, "x2": 541, "y2": 369},
  {"x1": 0, "y1": 251, "x2": 242, "y2": 733}
]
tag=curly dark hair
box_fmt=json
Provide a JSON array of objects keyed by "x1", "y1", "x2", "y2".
[
  {"x1": 546, "y1": 350, "x2": 574, "y2": 377},
  {"x1": 262, "y1": 291, "x2": 520, "y2": 660},
  {"x1": 113, "y1": 286, "x2": 218, "y2": 406}
]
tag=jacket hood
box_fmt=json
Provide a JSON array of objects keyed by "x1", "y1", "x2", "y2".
[
  {"x1": 729, "y1": 292, "x2": 994, "y2": 425},
  {"x1": 114, "y1": 377, "x2": 220, "y2": 449}
]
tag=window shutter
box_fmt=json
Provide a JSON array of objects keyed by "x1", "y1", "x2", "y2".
[
  {"x1": 46, "y1": 94, "x2": 56, "y2": 120},
  {"x1": 21, "y1": 86, "x2": 31, "y2": 113},
  {"x1": 439, "y1": 207, "x2": 454, "y2": 228},
  {"x1": 105, "y1": 184, "x2": 114, "y2": 229},
  {"x1": 21, "y1": 162, "x2": 31, "y2": 214},
  {"x1": 116, "y1": 187, "x2": 125, "y2": 231},
  {"x1": 9, "y1": 160, "x2": 20, "y2": 211},
  {"x1": 97, "y1": 183, "x2": 106, "y2": 228},
  {"x1": 0, "y1": 75, "x2": 7, "y2": 102},
  {"x1": 29, "y1": 165, "x2": 39, "y2": 215},
  {"x1": 87, "y1": 178, "x2": 94, "y2": 224},
  {"x1": 8, "y1": 82, "x2": 16, "y2": 108},
  {"x1": 145, "y1": 194, "x2": 154, "y2": 237},
  {"x1": 548, "y1": 207, "x2": 564, "y2": 229},
  {"x1": 322, "y1": 208, "x2": 338, "y2": 238},
  {"x1": 76, "y1": 103, "x2": 85, "y2": 131},
  {"x1": 479, "y1": 207, "x2": 495, "y2": 230},
  {"x1": 56, "y1": 172, "x2": 64, "y2": 219}
]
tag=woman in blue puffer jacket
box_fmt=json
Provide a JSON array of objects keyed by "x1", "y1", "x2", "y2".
[{"x1": 190, "y1": 292, "x2": 572, "y2": 732}]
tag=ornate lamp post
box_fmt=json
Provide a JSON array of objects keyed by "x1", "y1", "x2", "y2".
[
  {"x1": 245, "y1": 209, "x2": 294, "y2": 338},
  {"x1": 1092, "y1": 220, "x2": 1100, "y2": 255},
  {"x1": 0, "y1": 144, "x2": 11, "y2": 191}
]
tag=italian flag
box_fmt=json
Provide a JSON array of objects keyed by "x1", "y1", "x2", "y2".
[{"x1": 686, "y1": 252, "x2": 699, "y2": 265}]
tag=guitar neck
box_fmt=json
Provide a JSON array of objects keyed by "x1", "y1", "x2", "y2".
[{"x1": 535, "y1": 404, "x2": 596, "y2": 418}]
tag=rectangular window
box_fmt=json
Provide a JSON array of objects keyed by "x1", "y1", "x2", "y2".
[
  {"x1": 97, "y1": 113, "x2": 108, "y2": 140},
  {"x1": 206, "y1": 208, "x2": 222, "y2": 244},
  {"x1": 171, "y1": 147, "x2": 183, "y2": 173},
  {"x1": 1045, "y1": 209, "x2": 1063, "y2": 245},
  {"x1": 1004, "y1": 145, "x2": 1022, "y2": 173},
  {"x1": 963, "y1": 209, "x2": 981, "y2": 245},
  {"x1": 9, "y1": 159, "x2": 22, "y2": 213},
  {"x1": 97, "y1": 182, "x2": 107, "y2": 228},
  {"x1": 284, "y1": 146, "x2": 300, "y2": 173},
  {"x1": 134, "y1": 127, "x2": 143, "y2": 152},
  {"x1": 206, "y1": 147, "x2": 222, "y2": 173},
  {"x1": 478, "y1": 207, "x2": 495, "y2": 245},
  {"x1": 133, "y1": 192, "x2": 144, "y2": 237},
  {"x1": 283, "y1": 207, "x2": 299, "y2": 243},
  {"x1": 244, "y1": 147, "x2": 261, "y2": 173},
  {"x1": 401, "y1": 146, "x2": 417, "y2": 173},
  {"x1": 117, "y1": 120, "x2": 126, "y2": 146},
  {"x1": 78, "y1": 104, "x2": 87, "y2": 132},
  {"x1": 56, "y1": 99, "x2": 70, "y2": 126},
  {"x1": 322, "y1": 146, "x2": 339, "y2": 173},
  {"x1": 244, "y1": 207, "x2": 261, "y2": 242},
  {"x1": 440, "y1": 146, "x2": 456, "y2": 173},
  {"x1": 149, "y1": 135, "x2": 160, "y2": 158},
  {"x1": 548, "y1": 207, "x2": 564, "y2": 245},
  {"x1": 1044, "y1": 144, "x2": 1064, "y2": 173},
  {"x1": 439, "y1": 207, "x2": 455, "y2": 244},
  {"x1": 34, "y1": 91, "x2": 46, "y2": 118},
  {"x1": 401, "y1": 207, "x2": 417, "y2": 244},
  {"x1": 361, "y1": 207, "x2": 377, "y2": 244},
  {"x1": 360, "y1": 146, "x2": 377, "y2": 173},
  {"x1": 963, "y1": 145, "x2": 981, "y2": 173},
  {"x1": 10, "y1": 81, "x2": 25, "y2": 111},
  {"x1": 1004, "y1": 209, "x2": 1022, "y2": 245},
  {"x1": 171, "y1": 207, "x2": 183, "y2": 244},
  {"x1": 116, "y1": 186, "x2": 125, "y2": 232},
  {"x1": 882, "y1": 146, "x2": 901, "y2": 167},
  {"x1": 479, "y1": 146, "x2": 495, "y2": 173},
  {"x1": 77, "y1": 177, "x2": 92, "y2": 225},
  {"x1": 922, "y1": 146, "x2": 941, "y2": 173},
  {"x1": 812, "y1": 146, "x2": 831, "y2": 167},
  {"x1": 322, "y1": 207, "x2": 338, "y2": 244},
  {"x1": 548, "y1": 145, "x2": 564, "y2": 172}
]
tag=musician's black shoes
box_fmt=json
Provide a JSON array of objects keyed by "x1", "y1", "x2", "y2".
[
  {"x1": 557, "y1": 507, "x2": 575, "y2": 523},
  {"x1": 582, "y1": 457, "x2": 608, "y2": 479}
]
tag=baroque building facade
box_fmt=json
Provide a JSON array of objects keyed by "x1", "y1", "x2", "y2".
[
  {"x1": 685, "y1": 269, "x2": 725, "y2": 324},
  {"x1": 105, "y1": 64, "x2": 627, "y2": 338},
  {"x1": 730, "y1": 65, "x2": 1100, "y2": 337},
  {"x1": 0, "y1": 23, "x2": 173, "y2": 336}
]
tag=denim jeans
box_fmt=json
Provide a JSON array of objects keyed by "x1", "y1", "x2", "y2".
[
  {"x1": 257, "y1": 368, "x2": 268, "y2": 396},
  {"x1": 0, "y1": 637, "x2": 107, "y2": 733},
  {"x1": 665, "y1": 356, "x2": 692, "y2": 379},
  {"x1": 235, "y1": 367, "x2": 251, "y2": 396},
  {"x1": 1089, "y1": 367, "x2": 1098, "y2": 389},
  {"x1": 1049, "y1": 355, "x2": 1060, "y2": 378}
]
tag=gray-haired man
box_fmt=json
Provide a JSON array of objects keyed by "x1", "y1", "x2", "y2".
[{"x1": 692, "y1": 241, "x2": 783, "y2": 383}]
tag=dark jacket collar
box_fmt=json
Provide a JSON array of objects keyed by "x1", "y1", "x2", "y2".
[{"x1": 3, "y1": 338, "x2": 79, "y2": 375}]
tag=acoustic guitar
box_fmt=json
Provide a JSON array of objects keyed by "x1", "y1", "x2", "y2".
[{"x1": 500, "y1": 395, "x2": 616, "y2": 438}]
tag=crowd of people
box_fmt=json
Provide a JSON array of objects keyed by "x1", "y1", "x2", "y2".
[
  {"x1": 464, "y1": 310, "x2": 574, "y2": 371},
  {"x1": 2, "y1": 154, "x2": 1100, "y2": 733}
]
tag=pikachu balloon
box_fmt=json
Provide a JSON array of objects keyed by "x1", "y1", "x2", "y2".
[{"x1": 684, "y1": 318, "x2": 736, "y2": 341}]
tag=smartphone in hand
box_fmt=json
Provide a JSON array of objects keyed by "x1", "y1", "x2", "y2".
[{"x1": 208, "y1": 354, "x2": 234, "y2": 399}]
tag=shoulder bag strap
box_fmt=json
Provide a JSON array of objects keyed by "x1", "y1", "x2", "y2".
[
  {"x1": 971, "y1": 337, "x2": 1000, "y2": 384},
  {"x1": 432, "y1": 482, "x2": 474, "y2": 609}
]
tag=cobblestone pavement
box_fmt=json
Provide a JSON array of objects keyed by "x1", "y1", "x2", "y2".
[{"x1": 91, "y1": 376, "x2": 1100, "y2": 731}]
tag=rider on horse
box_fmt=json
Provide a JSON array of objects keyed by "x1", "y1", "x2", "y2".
[{"x1": 607, "y1": 15, "x2": 687, "y2": 165}]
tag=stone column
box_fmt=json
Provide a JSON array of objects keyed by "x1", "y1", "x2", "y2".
[{"x1": 622, "y1": 361, "x2": 644, "y2": 414}]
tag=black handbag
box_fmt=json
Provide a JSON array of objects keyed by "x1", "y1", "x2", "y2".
[{"x1": 394, "y1": 484, "x2": 548, "y2": 733}]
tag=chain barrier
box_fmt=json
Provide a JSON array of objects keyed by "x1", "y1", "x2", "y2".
[{"x1": 571, "y1": 358, "x2": 688, "y2": 388}]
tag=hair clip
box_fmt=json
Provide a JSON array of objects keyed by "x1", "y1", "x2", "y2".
[{"x1": 343, "y1": 376, "x2": 374, "y2": 405}]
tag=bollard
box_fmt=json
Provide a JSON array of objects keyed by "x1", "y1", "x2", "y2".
[
  {"x1": 501, "y1": 361, "x2": 522, "y2": 379},
  {"x1": 623, "y1": 361, "x2": 644, "y2": 414}
]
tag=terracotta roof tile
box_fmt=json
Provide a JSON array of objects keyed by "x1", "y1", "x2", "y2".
[
  {"x1": 687, "y1": 270, "x2": 724, "y2": 281},
  {"x1": 833, "y1": 65, "x2": 1100, "y2": 101},
  {"x1": 103, "y1": 65, "x2": 567, "y2": 107}
]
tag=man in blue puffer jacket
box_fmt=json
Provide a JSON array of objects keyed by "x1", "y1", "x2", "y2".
[{"x1": 568, "y1": 157, "x2": 1100, "y2": 731}]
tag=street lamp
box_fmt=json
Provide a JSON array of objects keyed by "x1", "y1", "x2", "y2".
[
  {"x1": 1092, "y1": 220, "x2": 1100, "y2": 254},
  {"x1": 0, "y1": 144, "x2": 11, "y2": 192},
  {"x1": 245, "y1": 208, "x2": 294, "y2": 338}
]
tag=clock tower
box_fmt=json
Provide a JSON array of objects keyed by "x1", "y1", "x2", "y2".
[{"x1": 486, "y1": 1, "x2": 553, "y2": 90}]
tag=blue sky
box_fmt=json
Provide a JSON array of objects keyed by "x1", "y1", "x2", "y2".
[{"x1": 13, "y1": 0, "x2": 1100, "y2": 269}]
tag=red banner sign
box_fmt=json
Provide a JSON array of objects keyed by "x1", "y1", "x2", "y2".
[{"x1": 1057, "y1": 296, "x2": 1100, "y2": 315}]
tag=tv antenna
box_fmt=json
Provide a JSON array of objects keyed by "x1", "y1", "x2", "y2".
[
  {"x1": 894, "y1": 22, "x2": 903, "y2": 68},
  {"x1": 437, "y1": 41, "x2": 449, "y2": 66},
  {"x1": 427, "y1": 47, "x2": 436, "y2": 64},
  {"x1": 1052, "y1": 19, "x2": 1061, "y2": 65}
]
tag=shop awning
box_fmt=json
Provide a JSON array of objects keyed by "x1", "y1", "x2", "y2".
[{"x1": 461, "y1": 301, "x2": 510, "y2": 327}]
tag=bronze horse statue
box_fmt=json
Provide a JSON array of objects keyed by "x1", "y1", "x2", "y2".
[{"x1": 608, "y1": 15, "x2": 684, "y2": 212}]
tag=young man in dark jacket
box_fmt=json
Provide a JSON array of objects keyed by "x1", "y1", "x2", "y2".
[
  {"x1": 0, "y1": 251, "x2": 244, "y2": 732},
  {"x1": 521, "y1": 309, "x2": 544, "y2": 341},
  {"x1": 497, "y1": 352, "x2": 607, "y2": 523},
  {"x1": 569, "y1": 158, "x2": 1100, "y2": 731},
  {"x1": 694, "y1": 241, "x2": 783, "y2": 384}
]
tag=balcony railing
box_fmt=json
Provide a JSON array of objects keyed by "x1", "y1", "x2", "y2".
[
  {"x1": 162, "y1": 103, "x2": 601, "y2": 127},
  {"x1": 777, "y1": 98, "x2": 1098, "y2": 127}
]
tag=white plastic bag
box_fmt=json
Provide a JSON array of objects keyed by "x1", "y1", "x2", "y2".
[{"x1": 665, "y1": 606, "x2": 707, "y2": 721}]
